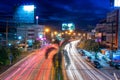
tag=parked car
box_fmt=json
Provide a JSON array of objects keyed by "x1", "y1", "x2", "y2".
[
  {"x1": 86, "y1": 56, "x2": 92, "y2": 62},
  {"x1": 81, "y1": 50, "x2": 85, "y2": 56},
  {"x1": 115, "y1": 63, "x2": 120, "y2": 69},
  {"x1": 109, "y1": 61, "x2": 116, "y2": 67},
  {"x1": 93, "y1": 60, "x2": 102, "y2": 69},
  {"x1": 109, "y1": 61, "x2": 120, "y2": 69}
]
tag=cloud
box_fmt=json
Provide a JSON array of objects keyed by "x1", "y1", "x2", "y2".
[{"x1": 0, "y1": 0, "x2": 112, "y2": 28}]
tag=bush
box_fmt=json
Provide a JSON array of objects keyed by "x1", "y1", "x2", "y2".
[
  {"x1": 0, "y1": 46, "x2": 10, "y2": 65},
  {"x1": 78, "y1": 39, "x2": 100, "y2": 59},
  {"x1": 10, "y1": 46, "x2": 21, "y2": 60}
]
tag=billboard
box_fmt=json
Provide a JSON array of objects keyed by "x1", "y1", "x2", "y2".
[
  {"x1": 14, "y1": 5, "x2": 35, "y2": 23},
  {"x1": 114, "y1": 0, "x2": 120, "y2": 7},
  {"x1": 62, "y1": 23, "x2": 75, "y2": 31}
]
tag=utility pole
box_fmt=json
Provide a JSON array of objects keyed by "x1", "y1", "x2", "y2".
[
  {"x1": 6, "y1": 21, "x2": 8, "y2": 46},
  {"x1": 25, "y1": 28, "x2": 27, "y2": 51}
]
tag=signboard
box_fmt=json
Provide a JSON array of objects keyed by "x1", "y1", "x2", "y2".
[
  {"x1": 62, "y1": 23, "x2": 75, "y2": 31},
  {"x1": 14, "y1": 5, "x2": 34, "y2": 23},
  {"x1": 114, "y1": 0, "x2": 120, "y2": 7}
]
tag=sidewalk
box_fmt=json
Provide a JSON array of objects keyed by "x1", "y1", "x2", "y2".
[{"x1": 79, "y1": 49, "x2": 120, "y2": 79}]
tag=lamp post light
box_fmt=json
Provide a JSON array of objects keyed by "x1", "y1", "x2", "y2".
[
  {"x1": 54, "y1": 31, "x2": 58, "y2": 35},
  {"x1": 45, "y1": 28, "x2": 50, "y2": 33},
  {"x1": 69, "y1": 30, "x2": 73, "y2": 33},
  {"x1": 61, "y1": 32, "x2": 64, "y2": 35},
  {"x1": 18, "y1": 36, "x2": 22, "y2": 40},
  {"x1": 36, "y1": 16, "x2": 39, "y2": 25},
  {"x1": 78, "y1": 33, "x2": 80, "y2": 36},
  {"x1": 44, "y1": 28, "x2": 50, "y2": 40},
  {"x1": 73, "y1": 32, "x2": 76, "y2": 35}
]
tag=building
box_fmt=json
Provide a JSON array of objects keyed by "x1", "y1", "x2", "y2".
[
  {"x1": 95, "y1": 9, "x2": 120, "y2": 49},
  {"x1": 17, "y1": 24, "x2": 45, "y2": 46}
]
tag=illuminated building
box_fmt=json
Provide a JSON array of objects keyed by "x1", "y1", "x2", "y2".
[
  {"x1": 95, "y1": 9, "x2": 120, "y2": 49},
  {"x1": 17, "y1": 25, "x2": 45, "y2": 46}
]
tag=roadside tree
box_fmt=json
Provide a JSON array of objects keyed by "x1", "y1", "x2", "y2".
[{"x1": 79, "y1": 39, "x2": 100, "y2": 59}]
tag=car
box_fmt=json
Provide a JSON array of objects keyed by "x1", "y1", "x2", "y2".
[
  {"x1": 86, "y1": 56, "x2": 92, "y2": 62},
  {"x1": 81, "y1": 50, "x2": 85, "y2": 56},
  {"x1": 109, "y1": 61, "x2": 120, "y2": 69},
  {"x1": 109, "y1": 61, "x2": 116, "y2": 67},
  {"x1": 93, "y1": 60, "x2": 102, "y2": 69},
  {"x1": 115, "y1": 63, "x2": 120, "y2": 69}
]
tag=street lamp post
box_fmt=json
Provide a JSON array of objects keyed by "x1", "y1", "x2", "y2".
[
  {"x1": 36, "y1": 16, "x2": 39, "y2": 25},
  {"x1": 44, "y1": 28, "x2": 50, "y2": 43},
  {"x1": 6, "y1": 20, "x2": 8, "y2": 45}
]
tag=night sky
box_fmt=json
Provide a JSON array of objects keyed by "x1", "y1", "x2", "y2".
[{"x1": 0, "y1": 0, "x2": 113, "y2": 29}]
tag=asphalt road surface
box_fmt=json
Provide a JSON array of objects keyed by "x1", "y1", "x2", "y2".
[
  {"x1": 0, "y1": 44, "x2": 58, "y2": 80},
  {"x1": 63, "y1": 40, "x2": 114, "y2": 80}
]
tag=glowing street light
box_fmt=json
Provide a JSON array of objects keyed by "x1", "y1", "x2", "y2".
[
  {"x1": 45, "y1": 28, "x2": 50, "y2": 32},
  {"x1": 61, "y1": 32, "x2": 64, "y2": 35},
  {"x1": 73, "y1": 32, "x2": 76, "y2": 35},
  {"x1": 54, "y1": 31, "x2": 58, "y2": 35},
  {"x1": 78, "y1": 33, "x2": 81, "y2": 36},
  {"x1": 36, "y1": 16, "x2": 39, "y2": 19},
  {"x1": 36, "y1": 16, "x2": 39, "y2": 24},
  {"x1": 65, "y1": 31, "x2": 68, "y2": 34},
  {"x1": 18, "y1": 36, "x2": 22, "y2": 40},
  {"x1": 68, "y1": 32, "x2": 71, "y2": 35},
  {"x1": 69, "y1": 30, "x2": 73, "y2": 33}
]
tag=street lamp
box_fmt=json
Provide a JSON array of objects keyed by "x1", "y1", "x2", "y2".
[
  {"x1": 44, "y1": 28, "x2": 50, "y2": 40},
  {"x1": 54, "y1": 31, "x2": 58, "y2": 35},
  {"x1": 65, "y1": 31, "x2": 68, "y2": 34},
  {"x1": 45, "y1": 28, "x2": 50, "y2": 33},
  {"x1": 61, "y1": 32, "x2": 64, "y2": 35},
  {"x1": 36, "y1": 16, "x2": 39, "y2": 25},
  {"x1": 78, "y1": 33, "x2": 81, "y2": 36},
  {"x1": 18, "y1": 36, "x2": 22, "y2": 40}
]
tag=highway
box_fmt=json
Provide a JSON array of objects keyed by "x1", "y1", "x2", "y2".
[
  {"x1": 0, "y1": 44, "x2": 58, "y2": 80},
  {"x1": 63, "y1": 40, "x2": 114, "y2": 80}
]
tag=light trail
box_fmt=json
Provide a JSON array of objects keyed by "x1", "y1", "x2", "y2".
[
  {"x1": 0, "y1": 44, "x2": 58, "y2": 80},
  {"x1": 64, "y1": 40, "x2": 113, "y2": 80}
]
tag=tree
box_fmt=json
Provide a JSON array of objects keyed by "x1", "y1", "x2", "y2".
[
  {"x1": 0, "y1": 46, "x2": 10, "y2": 65},
  {"x1": 10, "y1": 45, "x2": 21, "y2": 60},
  {"x1": 79, "y1": 39, "x2": 100, "y2": 59}
]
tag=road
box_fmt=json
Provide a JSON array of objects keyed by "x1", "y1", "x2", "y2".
[
  {"x1": 63, "y1": 40, "x2": 114, "y2": 80},
  {"x1": 0, "y1": 44, "x2": 58, "y2": 80}
]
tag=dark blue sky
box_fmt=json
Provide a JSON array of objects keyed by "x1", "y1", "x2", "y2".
[{"x1": 0, "y1": 0, "x2": 113, "y2": 29}]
